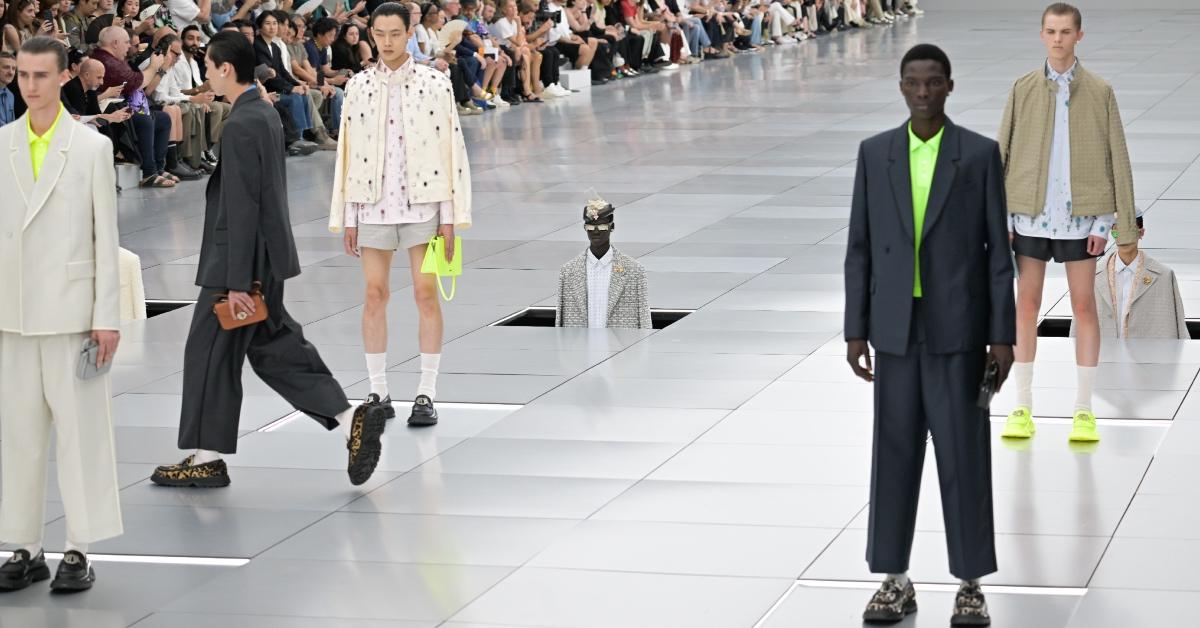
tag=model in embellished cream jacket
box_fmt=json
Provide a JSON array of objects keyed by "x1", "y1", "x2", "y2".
[
  {"x1": 328, "y1": 61, "x2": 472, "y2": 231},
  {"x1": 997, "y1": 61, "x2": 1137, "y2": 245}
]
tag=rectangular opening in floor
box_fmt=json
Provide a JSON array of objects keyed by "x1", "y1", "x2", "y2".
[
  {"x1": 490, "y1": 306, "x2": 693, "y2": 329},
  {"x1": 1038, "y1": 316, "x2": 1200, "y2": 339},
  {"x1": 146, "y1": 300, "x2": 195, "y2": 318}
]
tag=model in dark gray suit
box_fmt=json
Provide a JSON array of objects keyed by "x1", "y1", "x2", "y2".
[
  {"x1": 844, "y1": 45, "x2": 1015, "y2": 626},
  {"x1": 149, "y1": 32, "x2": 387, "y2": 489}
]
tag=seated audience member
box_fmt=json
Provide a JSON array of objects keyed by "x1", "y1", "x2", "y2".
[
  {"x1": 280, "y1": 12, "x2": 338, "y2": 146},
  {"x1": 254, "y1": 11, "x2": 333, "y2": 149},
  {"x1": 520, "y1": 0, "x2": 571, "y2": 97},
  {"x1": 0, "y1": 50, "x2": 15, "y2": 126},
  {"x1": 1076, "y1": 215, "x2": 1189, "y2": 340},
  {"x1": 306, "y1": 16, "x2": 350, "y2": 88},
  {"x1": 165, "y1": 0, "x2": 212, "y2": 36},
  {"x1": 92, "y1": 25, "x2": 177, "y2": 187},
  {"x1": 564, "y1": 0, "x2": 613, "y2": 83},
  {"x1": 492, "y1": 0, "x2": 542, "y2": 101},
  {"x1": 253, "y1": 65, "x2": 316, "y2": 155},
  {"x1": 289, "y1": 14, "x2": 343, "y2": 134},
  {"x1": 330, "y1": 20, "x2": 369, "y2": 71},
  {"x1": 153, "y1": 29, "x2": 229, "y2": 171},
  {"x1": 462, "y1": 0, "x2": 510, "y2": 106},
  {"x1": 62, "y1": 0, "x2": 100, "y2": 50}
]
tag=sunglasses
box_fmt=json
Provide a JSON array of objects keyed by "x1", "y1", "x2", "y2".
[{"x1": 584, "y1": 224, "x2": 613, "y2": 231}]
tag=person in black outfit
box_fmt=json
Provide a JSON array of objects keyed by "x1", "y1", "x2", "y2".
[
  {"x1": 150, "y1": 32, "x2": 386, "y2": 489},
  {"x1": 844, "y1": 44, "x2": 1014, "y2": 626}
]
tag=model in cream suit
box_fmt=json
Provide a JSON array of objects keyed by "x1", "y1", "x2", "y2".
[{"x1": 0, "y1": 37, "x2": 122, "y2": 593}]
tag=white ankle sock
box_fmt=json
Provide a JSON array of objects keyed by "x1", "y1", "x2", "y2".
[
  {"x1": 888, "y1": 572, "x2": 909, "y2": 586},
  {"x1": 335, "y1": 406, "x2": 356, "y2": 440},
  {"x1": 365, "y1": 352, "x2": 388, "y2": 398},
  {"x1": 22, "y1": 543, "x2": 42, "y2": 557},
  {"x1": 65, "y1": 540, "x2": 88, "y2": 555},
  {"x1": 1075, "y1": 365, "x2": 1097, "y2": 412},
  {"x1": 417, "y1": 353, "x2": 440, "y2": 399},
  {"x1": 192, "y1": 449, "x2": 221, "y2": 464},
  {"x1": 1012, "y1": 361, "x2": 1034, "y2": 410}
]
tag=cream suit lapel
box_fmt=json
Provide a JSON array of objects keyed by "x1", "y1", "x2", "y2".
[
  {"x1": 23, "y1": 116, "x2": 74, "y2": 231},
  {"x1": 9, "y1": 116, "x2": 35, "y2": 210}
]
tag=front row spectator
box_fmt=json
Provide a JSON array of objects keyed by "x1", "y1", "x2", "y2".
[
  {"x1": 91, "y1": 25, "x2": 176, "y2": 187},
  {"x1": 0, "y1": 51, "x2": 16, "y2": 125}
]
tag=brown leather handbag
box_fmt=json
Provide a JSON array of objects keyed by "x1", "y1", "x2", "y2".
[{"x1": 213, "y1": 282, "x2": 269, "y2": 330}]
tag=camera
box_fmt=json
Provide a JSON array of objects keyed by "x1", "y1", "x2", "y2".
[{"x1": 535, "y1": 0, "x2": 561, "y2": 25}]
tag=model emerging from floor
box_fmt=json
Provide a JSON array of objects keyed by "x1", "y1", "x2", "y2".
[
  {"x1": 556, "y1": 197, "x2": 652, "y2": 329},
  {"x1": 0, "y1": 37, "x2": 123, "y2": 593},
  {"x1": 331, "y1": 2, "x2": 473, "y2": 427},
  {"x1": 151, "y1": 32, "x2": 387, "y2": 489},
  {"x1": 844, "y1": 43, "x2": 1015, "y2": 626},
  {"x1": 999, "y1": 2, "x2": 1137, "y2": 443}
]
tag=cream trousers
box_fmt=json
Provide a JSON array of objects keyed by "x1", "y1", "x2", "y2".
[{"x1": 0, "y1": 332, "x2": 123, "y2": 545}]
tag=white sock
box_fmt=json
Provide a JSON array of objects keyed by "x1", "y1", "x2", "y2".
[
  {"x1": 192, "y1": 449, "x2": 221, "y2": 464},
  {"x1": 335, "y1": 406, "x2": 356, "y2": 440},
  {"x1": 365, "y1": 352, "x2": 388, "y2": 398},
  {"x1": 22, "y1": 542, "x2": 42, "y2": 557},
  {"x1": 1075, "y1": 365, "x2": 1097, "y2": 412},
  {"x1": 1012, "y1": 361, "x2": 1034, "y2": 410},
  {"x1": 65, "y1": 540, "x2": 88, "y2": 556},
  {"x1": 417, "y1": 353, "x2": 440, "y2": 399},
  {"x1": 888, "y1": 572, "x2": 909, "y2": 587}
]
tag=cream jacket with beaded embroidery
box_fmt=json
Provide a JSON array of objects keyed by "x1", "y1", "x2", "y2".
[{"x1": 329, "y1": 61, "x2": 472, "y2": 231}]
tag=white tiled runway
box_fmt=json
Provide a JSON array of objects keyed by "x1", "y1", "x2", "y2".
[{"x1": 4, "y1": 9, "x2": 1200, "y2": 627}]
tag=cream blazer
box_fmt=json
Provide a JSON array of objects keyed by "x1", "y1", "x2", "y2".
[
  {"x1": 0, "y1": 114, "x2": 120, "y2": 335},
  {"x1": 328, "y1": 61, "x2": 472, "y2": 231}
]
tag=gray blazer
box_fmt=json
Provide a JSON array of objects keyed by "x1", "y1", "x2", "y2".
[
  {"x1": 1071, "y1": 251, "x2": 1188, "y2": 340},
  {"x1": 556, "y1": 249, "x2": 652, "y2": 329}
]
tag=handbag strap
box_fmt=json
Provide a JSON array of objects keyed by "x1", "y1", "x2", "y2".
[{"x1": 435, "y1": 275, "x2": 456, "y2": 301}]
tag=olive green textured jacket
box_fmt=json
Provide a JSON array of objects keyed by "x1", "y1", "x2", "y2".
[{"x1": 997, "y1": 62, "x2": 1137, "y2": 245}]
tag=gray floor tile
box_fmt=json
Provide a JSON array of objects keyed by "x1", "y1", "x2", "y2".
[
  {"x1": 762, "y1": 585, "x2": 1081, "y2": 628},
  {"x1": 119, "y1": 467, "x2": 400, "y2": 512},
  {"x1": 1065, "y1": 589, "x2": 1200, "y2": 628},
  {"x1": 649, "y1": 443, "x2": 873, "y2": 486},
  {"x1": 134, "y1": 615, "x2": 434, "y2": 628},
  {"x1": 528, "y1": 520, "x2": 838, "y2": 578},
  {"x1": 1090, "y1": 537, "x2": 1200, "y2": 591},
  {"x1": 418, "y1": 438, "x2": 684, "y2": 479},
  {"x1": 479, "y1": 405, "x2": 728, "y2": 442},
  {"x1": 449, "y1": 567, "x2": 793, "y2": 628},
  {"x1": 343, "y1": 472, "x2": 635, "y2": 519},
  {"x1": 262, "y1": 512, "x2": 579, "y2": 566},
  {"x1": 224, "y1": 431, "x2": 463, "y2": 473},
  {"x1": 804, "y1": 529, "x2": 1110, "y2": 587},
  {"x1": 164, "y1": 559, "x2": 514, "y2": 621}
]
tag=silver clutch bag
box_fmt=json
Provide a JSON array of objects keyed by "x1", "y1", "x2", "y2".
[{"x1": 77, "y1": 338, "x2": 113, "y2": 380}]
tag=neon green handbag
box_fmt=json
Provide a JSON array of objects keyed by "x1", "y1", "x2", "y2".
[{"x1": 420, "y1": 235, "x2": 462, "y2": 301}]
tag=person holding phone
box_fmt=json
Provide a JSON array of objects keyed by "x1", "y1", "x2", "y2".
[
  {"x1": 2, "y1": 0, "x2": 43, "y2": 53},
  {"x1": 0, "y1": 36, "x2": 123, "y2": 593},
  {"x1": 330, "y1": 2, "x2": 472, "y2": 427},
  {"x1": 843, "y1": 44, "x2": 1014, "y2": 625}
]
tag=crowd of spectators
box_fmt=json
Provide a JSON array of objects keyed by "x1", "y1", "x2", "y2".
[{"x1": 0, "y1": 0, "x2": 925, "y2": 188}]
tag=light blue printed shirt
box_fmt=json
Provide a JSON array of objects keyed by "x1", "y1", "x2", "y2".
[{"x1": 1010, "y1": 59, "x2": 1114, "y2": 240}]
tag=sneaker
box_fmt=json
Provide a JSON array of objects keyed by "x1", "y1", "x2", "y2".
[
  {"x1": 912, "y1": 8, "x2": 925, "y2": 15},
  {"x1": 1001, "y1": 407, "x2": 1035, "y2": 439},
  {"x1": 408, "y1": 394, "x2": 439, "y2": 427},
  {"x1": 49, "y1": 551, "x2": 94, "y2": 593},
  {"x1": 151, "y1": 455, "x2": 231, "y2": 488},
  {"x1": 472, "y1": 98, "x2": 496, "y2": 110},
  {"x1": 457, "y1": 103, "x2": 482, "y2": 116},
  {"x1": 1068, "y1": 410, "x2": 1100, "y2": 443},
  {"x1": 863, "y1": 577, "x2": 917, "y2": 623},
  {"x1": 549, "y1": 83, "x2": 571, "y2": 97},
  {"x1": 346, "y1": 403, "x2": 387, "y2": 485},
  {"x1": 489, "y1": 93, "x2": 510, "y2": 108},
  {"x1": 0, "y1": 549, "x2": 50, "y2": 591},
  {"x1": 365, "y1": 392, "x2": 396, "y2": 420},
  {"x1": 951, "y1": 582, "x2": 990, "y2": 626}
]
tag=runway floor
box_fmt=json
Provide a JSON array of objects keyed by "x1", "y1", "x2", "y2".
[{"x1": 3, "y1": 9, "x2": 1200, "y2": 627}]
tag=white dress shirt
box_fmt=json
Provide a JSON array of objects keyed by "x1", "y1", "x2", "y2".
[
  {"x1": 1011, "y1": 59, "x2": 1114, "y2": 240},
  {"x1": 1114, "y1": 251, "x2": 1141, "y2": 339},
  {"x1": 586, "y1": 247, "x2": 614, "y2": 328}
]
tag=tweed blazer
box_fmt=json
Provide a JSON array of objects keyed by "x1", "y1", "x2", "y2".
[
  {"x1": 329, "y1": 61, "x2": 472, "y2": 231},
  {"x1": 1070, "y1": 251, "x2": 1188, "y2": 340},
  {"x1": 997, "y1": 61, "x2": 1137, "y2": 245},
  {"x1": 556, "y1": 249, "x2": 652, "y2": 329},
  {"x1": 0, "y1": 113, "x2": 120, "y2": 335}
]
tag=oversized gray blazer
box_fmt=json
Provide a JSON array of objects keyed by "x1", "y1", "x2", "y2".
[
  {"x1": 1070, "y1": 251, "x2": 1188, "y2": 339},
  {"x1": 556, "y1": 248, "x2": 652, "y2": 329}
]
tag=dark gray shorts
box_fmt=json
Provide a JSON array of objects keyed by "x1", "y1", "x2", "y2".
[{"x1": 1012, "y1": 233, "x2": 1099, "y2": 264}]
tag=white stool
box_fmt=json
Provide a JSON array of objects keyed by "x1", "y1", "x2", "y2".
[
  {"x1": 560, "y1": 69, "x2": 592, "y2": 92},
  {"x1": 116, "y1": 163, "x2": 142, "y2": 191}
]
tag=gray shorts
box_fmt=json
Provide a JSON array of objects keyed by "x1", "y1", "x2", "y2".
[{"x1": 357, "y1": 216, "x2": 439, "y2": 252}]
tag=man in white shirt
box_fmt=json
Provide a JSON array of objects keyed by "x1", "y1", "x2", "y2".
[
  {"x1": 147, "y1": 33, "x2": 227, "y2": 172},
  {"x1": 556, "y1": 201, "x2": 652, "y2": 329}
]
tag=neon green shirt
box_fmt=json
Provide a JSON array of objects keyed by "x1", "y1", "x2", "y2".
[
  {"x1": 909, "y1": 122, "x2": 943, "y2": 297},
  {"x1": 27, "y1": 104, "x2": 65, "y2": 181}
]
